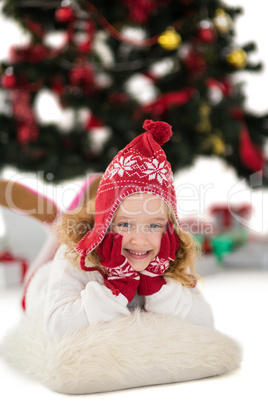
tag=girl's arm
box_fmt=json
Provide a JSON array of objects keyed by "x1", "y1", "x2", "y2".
[
  {"x1": 143, "y1": 277, "x2": 214, "y2": 327},
  {"x1": 44, "y1": 245, "x2": 130, "y2": 338}
]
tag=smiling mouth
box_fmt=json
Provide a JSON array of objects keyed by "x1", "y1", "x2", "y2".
[{"x1": 125, "y1": 249, "x2": 151, "y2": 257}]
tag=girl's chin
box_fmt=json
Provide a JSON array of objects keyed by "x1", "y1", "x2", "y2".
[
  {"x1": 125, "y1": 257, "x2": 152, "y2": 272},
  {"x1": 130, "y1": 263, "x2": 148, "y2": 272}
]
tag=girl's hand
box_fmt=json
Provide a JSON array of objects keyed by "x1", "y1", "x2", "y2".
[
  {"x1": 138, "y1": 221, "x2": 180, "y2": 296},
  {"x1": 146, "y1": 221, "x2": 180, "y2": 274},
  {"x1": 97, "y1": 232, "x2": 139, "y2": 302}
]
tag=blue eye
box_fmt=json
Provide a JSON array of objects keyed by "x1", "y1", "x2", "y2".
[
  {"x1": 118, "y1": 222, "x2": 131, "y2": 228},
  {"x1": 150, "y1": 224, "x2": 163, "y2": 231}
]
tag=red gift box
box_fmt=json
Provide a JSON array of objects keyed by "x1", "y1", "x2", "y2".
[{"x1": 0, "y1": 250, "x2": 28, "y2": 288}]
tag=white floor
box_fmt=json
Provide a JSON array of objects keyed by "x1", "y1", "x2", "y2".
[{"x1": 0, "y1": 265, "x2": 268, "y2": 402}]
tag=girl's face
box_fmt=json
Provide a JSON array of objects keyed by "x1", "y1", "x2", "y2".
[{"x1": 111, "y1": 193, "x2": 169, "y2": 272}]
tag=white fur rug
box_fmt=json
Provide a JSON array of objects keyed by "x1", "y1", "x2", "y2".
[{"x1": 0, "y1": 309, "x2": 242, "y2": 395}]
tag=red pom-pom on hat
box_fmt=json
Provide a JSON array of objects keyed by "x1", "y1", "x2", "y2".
[{"x1": 143, "y1": 119, "x2": 172, "y2": 145}]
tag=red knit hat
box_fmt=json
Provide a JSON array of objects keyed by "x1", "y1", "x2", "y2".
[{"x1": 76, "y1": 120, "x2": 178, "y2": 257}]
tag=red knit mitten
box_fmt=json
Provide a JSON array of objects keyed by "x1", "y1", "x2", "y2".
[
  {"x1": 97, "y1": 232, "x2": 139, "y2": 302},
  {"x1": 138, "y1": 221, "x2": 180, "y2": 296}
]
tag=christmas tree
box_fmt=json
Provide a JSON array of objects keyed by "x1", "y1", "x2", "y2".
[{"x1": 0, "y1": 0, "x2": 267, "y2": 182}]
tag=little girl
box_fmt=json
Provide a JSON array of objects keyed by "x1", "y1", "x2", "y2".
[{"x1": 23, "y1": 120, "x2": 214, "y2": 337}]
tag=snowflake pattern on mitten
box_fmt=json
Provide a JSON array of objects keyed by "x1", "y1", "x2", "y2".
[
  {"x1": 143, "y1": 257, "x2": 170, "y2": 277},
  {"x1": 106, "y1": 259, "x2": 139, "y2": 280}
]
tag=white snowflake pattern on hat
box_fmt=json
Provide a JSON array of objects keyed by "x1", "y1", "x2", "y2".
[
  {"x1": 108, "y1": 155, "x2": 137, "y2": 178},
  {"x1": 143, "y1": 159, "x2": 168, "y2": 184}
]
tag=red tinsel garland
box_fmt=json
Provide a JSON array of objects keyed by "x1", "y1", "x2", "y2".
[
  {"x1": 10, "y1": 90, "x2": 39, "y2": 144},
  {"x1": 141, "y1": 87, "x2": 195, "y2": 118},
  {"x1": 120, "y1": 0, "x2": 168, "y2": 24},
  {"x1": 84, "y1": 2, "x2": 161, "y2": 47},
  {"x1": 232, "y1": 108, "x2": 265, "y2": 172},
  {"x1": 239, "y1": 124, "x2": 265, "y2": 172}
]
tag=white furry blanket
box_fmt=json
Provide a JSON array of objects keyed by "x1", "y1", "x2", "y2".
[{"x1": 0, "y1": 310, "x2": 242, "y2": 395}]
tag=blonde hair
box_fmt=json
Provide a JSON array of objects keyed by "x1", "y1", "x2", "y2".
[
  {"x1": 164, "y1": 210, "x2": 202, "y2": 287},
  {"x1": 56, "y1": 184, "x2": 202, "y2": 288}
]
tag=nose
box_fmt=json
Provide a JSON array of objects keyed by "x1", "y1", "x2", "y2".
[{"x1": 129, "y1": 224, "x2": 150, "y2": 245}]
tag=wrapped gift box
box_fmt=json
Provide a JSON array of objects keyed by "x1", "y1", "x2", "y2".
[{"x1": 0, "y1": 251, "x2": 28, "y2": 289}]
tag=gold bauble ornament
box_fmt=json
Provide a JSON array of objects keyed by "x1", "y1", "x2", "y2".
[
  {"x1": 213, "y1": 8, "x2": 232, "y2": 34},
  {"x1": 202, "y1": 133, "x2": 225, "y2": 155},
  {"x1": 196, "y1": 121, "x2": 212, "y2": 133},
  {"x1": 196, "y1": 102, "x2": 212, "y2": 133},
  {"x1": 158, "y1": 27, "x2": 182, "y2": 51},
  {"x1": 226, "y1": 48, "x2": 247, "y2": 69},
  {"x1": 211, "y1": 135, "x2": 225, "y2": 155},
  {"x1": 199, "y1": 102, "x2": 211, "y2": 118}
]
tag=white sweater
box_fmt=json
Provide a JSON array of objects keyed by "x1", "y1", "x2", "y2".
[{"x1": 25, "y1": 245, "x2": 214, "y2": 338}]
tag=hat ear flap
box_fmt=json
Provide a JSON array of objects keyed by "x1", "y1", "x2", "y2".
[
  {"x1": 76, "y1": 229, "x2": 93, "y2": 255},
  {"x1": 80, "y1": 250, "x2": 87, "y2": 271}
]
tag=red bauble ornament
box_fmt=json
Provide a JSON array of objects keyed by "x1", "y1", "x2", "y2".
[
  {"x1": 17, "y1": 124, "x2": 39, "y2": 144},
  {"x1": 55, "y1": 6, "x2": 75, "y2": 23},
  {"x1": 184, "y1": 50, "x2": 207, "y2": 77},
  {"x1": 30, "y1": 44, "x2": 49, "y2": 63},
  {"x1": 1, "y1": 72, "x2": 16, "y2": 89},
  {"x1": 51, "y1": 75, "x2": 65, "y2": 96},
  {"x1": 10, "y1": 44, "x2": 49, "y2": 64},
  {"x1": 86, "y1": 114, "x2": 103, "y2": 129},
  {"x1": 121, "y1": 0, "x2": 161, "y2": 24},
  {"x1": 26, "y1": 19, "x2": 45, "y2": 39},
  {"x1": 69, "y1": 64, "x2": 95, "y2": 94},
  {"x1": 198, "y1": 27, "x2": 216, "y2": 43},
  {"x1": 77, "y1": 40, "x2": 92, "y2": 53},
  {"x1": 197, "y1": 20, "x2": 217, "y2": 43},
  {"x1": 70, "y1": 65, "x2": 93, "y2": 85}
]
